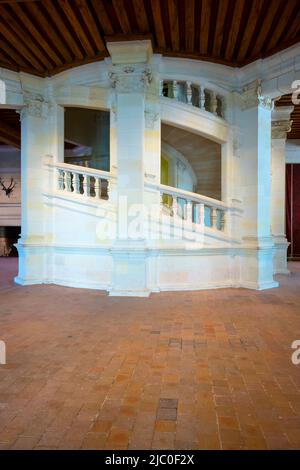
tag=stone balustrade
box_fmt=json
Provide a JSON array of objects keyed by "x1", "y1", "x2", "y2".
[
  {"x1": 160, "y1": 79, "x2": 226, "y2": 119},
  {"x1": 55, "y1": 162, "x2": 115, "y2": 201},
  {"x1": 150, "y1": 182, "x2": 227, "y2": 232}
]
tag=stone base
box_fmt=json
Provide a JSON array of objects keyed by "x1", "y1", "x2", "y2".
[
  {"x1": 15, "y1": 242, "x2": 280, "y2": 296},
  {"x1": 272, "y1": 236, "x2": 290, "y2": 275}
]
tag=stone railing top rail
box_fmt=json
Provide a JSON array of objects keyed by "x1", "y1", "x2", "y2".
[
  {"x1": 146, "y1": 182, "x2": 229, "y2": 210},
  {"x1": 50, "y1": 161, "x2": 116, "y2": 180}
]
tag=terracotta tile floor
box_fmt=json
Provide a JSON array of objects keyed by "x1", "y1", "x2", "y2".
[{"x1": 0, "y1": 258, "x2": 300, "y2": 450}]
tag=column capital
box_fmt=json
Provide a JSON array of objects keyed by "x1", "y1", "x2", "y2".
[
  {"x1": 107, "y1": 40, "x2": 153, "y2": 94},
  {"x1": 108, "y1": 63, "x2": 152, "y2": 93},
  {"x1": 271, "y1": 104, "x2": 294, "y2": 139},
  {"x1": 271, "y1": 119, "x2": 292, "y2": 139},
  {"x1": 241, "y1": 80, "x2": 273, "y2": 111},
  {"x1": 19, "y1": 91, "x2": 52, "y2": 120}
]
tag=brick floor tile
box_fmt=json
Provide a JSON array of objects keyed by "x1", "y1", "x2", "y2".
[{"x1": 1, "y1": 258, "x2": 300, "y2": 450}]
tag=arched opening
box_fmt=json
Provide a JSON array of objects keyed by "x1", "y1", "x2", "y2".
[
  {"x1": 64, "y1": 107, "x2": 110, "y2": 171},
  {"x1": 161, "y1": 122, "x2": 222, "y2": 200}
]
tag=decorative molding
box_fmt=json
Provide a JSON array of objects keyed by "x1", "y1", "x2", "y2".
[{"x1": 108, "y1": 63, "x2": 152, "y2": 93}]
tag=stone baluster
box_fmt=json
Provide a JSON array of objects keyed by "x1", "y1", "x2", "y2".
[
  {"x1": 200, "y1": 86, "x2": 205, "y2": 110},
  {"x1": 83, "y1": 174, "x2": 90, "y2": 197},
  {"x1": 211, "y1": 91, "x2": 218, "y2": 115},
  {"x1": 186, "y1": 81, "x2": 192, "y2": 105},
  {"x1": 199, "y1": 203, "x2": 205, "y2": 225},
  {"x1": 220, "y1": 211, "x2": 226, "y2": 231},
  {"x1": 104, "y1": 179, "x2": 109, "y2": 200},
  {"x1": 221, "y1": 96, "x2": 226, "y2": 119},
  {"x1": 65, "y1": 171, "x2": 72, "y2": 192},
  {"x1": 159, "y1": 80, "x2": 164, "y2": 97},
  {"x1": 73, "y1": 172, "x2": 80, "y2": 194},
  {"x1": 211, "y1": 207, "x2": 218, "y2": 229},
  {"x1": 160, "y1": 192, "x2": 165, "y2": 209},
  {"x1": 173, "y1": 80, "x2": 179, "y2": 101},
  {"x1": 95, "y1": 177, "x2": 101, "y2": 199},
  {"x1": 172, "y1": 195, "x2": 178, "y2": 217},
  {"x1": 186, "y1": 200, "x2": 193, "y2": 223},
  {"x1": 57, "y1": 169, "x2": 65, "y2": 191}
]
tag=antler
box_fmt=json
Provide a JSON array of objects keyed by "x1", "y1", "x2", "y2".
[
  {"x1": 0, "y1": 178, "x2": 5, "y2": 190},
  {"x1": 8, "y1": 178, "x2": 16, "y2": 190}
]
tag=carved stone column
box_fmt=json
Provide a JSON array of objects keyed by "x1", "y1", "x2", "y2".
[
  {"x1": 15, "y1": 91, "x2": 52, "y2": 285},
  {"x1": 107, "y1": 40, "x2": 154, "y2": 296},
  {"x1": 238, "y1": 80, "x2": 278, "y2": 289},
  {"x1": 271, "y1": 105, "x2": 293, "y2": 274}
]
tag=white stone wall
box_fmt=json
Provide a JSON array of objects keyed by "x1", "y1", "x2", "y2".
[{"x1": 0, "y1": 40, "x2": 297, "y2": 295}]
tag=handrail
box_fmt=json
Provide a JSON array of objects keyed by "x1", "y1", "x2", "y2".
[
  {"x1": 53, "y1": 161, "x2": 116, "y2": 180},
  {"x1": 49, "y1": 161, "x2": 116, "y2": 201},
  {"x1": 145, "y1": 181, "x2": 228, "y2": 210}
]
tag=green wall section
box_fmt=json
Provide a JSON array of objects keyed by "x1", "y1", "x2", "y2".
[{"x1": 161, "y1": 155, "x2": 169, "y2": 185}]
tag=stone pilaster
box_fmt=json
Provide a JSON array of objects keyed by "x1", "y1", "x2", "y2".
[
  {"x1": 271, "y1": 105, "x2": 293, "y2": 274},
  {"x1": 238, "y1": 81, "x2": 278, "y2": 289},
  {"x1": 107, "y1": 40, "x2": 154, "y2": 296},
  {"x1": 15, "y1": 90, "x2": 52, "y2": 285}
]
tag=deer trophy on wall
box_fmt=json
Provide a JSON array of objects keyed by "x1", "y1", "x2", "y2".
[{"x1": 0, "y1": 177, "x2": 16, "y2": 198}]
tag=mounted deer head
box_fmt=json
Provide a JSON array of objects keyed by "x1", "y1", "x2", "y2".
[{"x1": 0, "y1": 177, "x2": 16, "y2": 198}]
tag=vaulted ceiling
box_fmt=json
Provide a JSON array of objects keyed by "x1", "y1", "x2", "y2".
[{"x1": 0, "y1": 0, "x2": 299, "y2": 77}]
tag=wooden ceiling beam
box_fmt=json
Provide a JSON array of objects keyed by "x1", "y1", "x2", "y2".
[
  {"x1": 212, "y1": 0, "x2": 230, "y2": 58},
  {"x1": 0, "y1": 120, "x2": 20, "y2": 148},
  {"x1": 0, "y1": 38, "x2": 28, "y2": 68},
  {"x1": 150, "y1": 0, "x2": 166, "y2": 49},
  {"x1": 44, "y1": 0, "x2": 84, "y2": 61},
  {"x1": 0, "y1": 18, "x2": 44, "y2": 72},
  {"x1": 132, "y1": 0, "x2": 149, "y2": 33},
  {"x1": 11, "y1": 4, "x2": 62, "y2": 69},
  {"x1": 75, "y1": 0, "x2": 106, "y2": 53},
  {"x1": 91, "y1": 0, "x2": 114, "y2": 36},
  {"x1": 199, "y1": 0, "x2": 211, "y2": 55},
  {"x1": 236, "y1": 0, "x2": 265, "y2": 63},
  {"x1": 167, "y1": 0, "x2": 180, "y2": 52},
  {"x1": 0, "y1": 133, "x2": 20, "y2": 148},
  {"x1": 224, "y1": 0, "x2": 245, "y2": 62},
  {"x1": 59, "y1": 0, "x2": 95, "y2": 57},
  {"x1": 250, "y1": 0, "x2": 283, "y2": 59},
  {"x1": 185, "y1": 0, "x2": 195, "y2": 52},
  {"x1": 112, "y1": 0, "x2": 131, "y2": 35},
  {"x1": 23, "y1": 1, "x2": 73, "y2": 64},
  {"x1": 266, "y1": 0, "x2": 298, "y2": 51},
  {"x1": 1, "y1": 4, "x2": 55, "y2": 70},
  {"x1": 278, "y1": 2, "x2": 300, "y2": 43}
]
